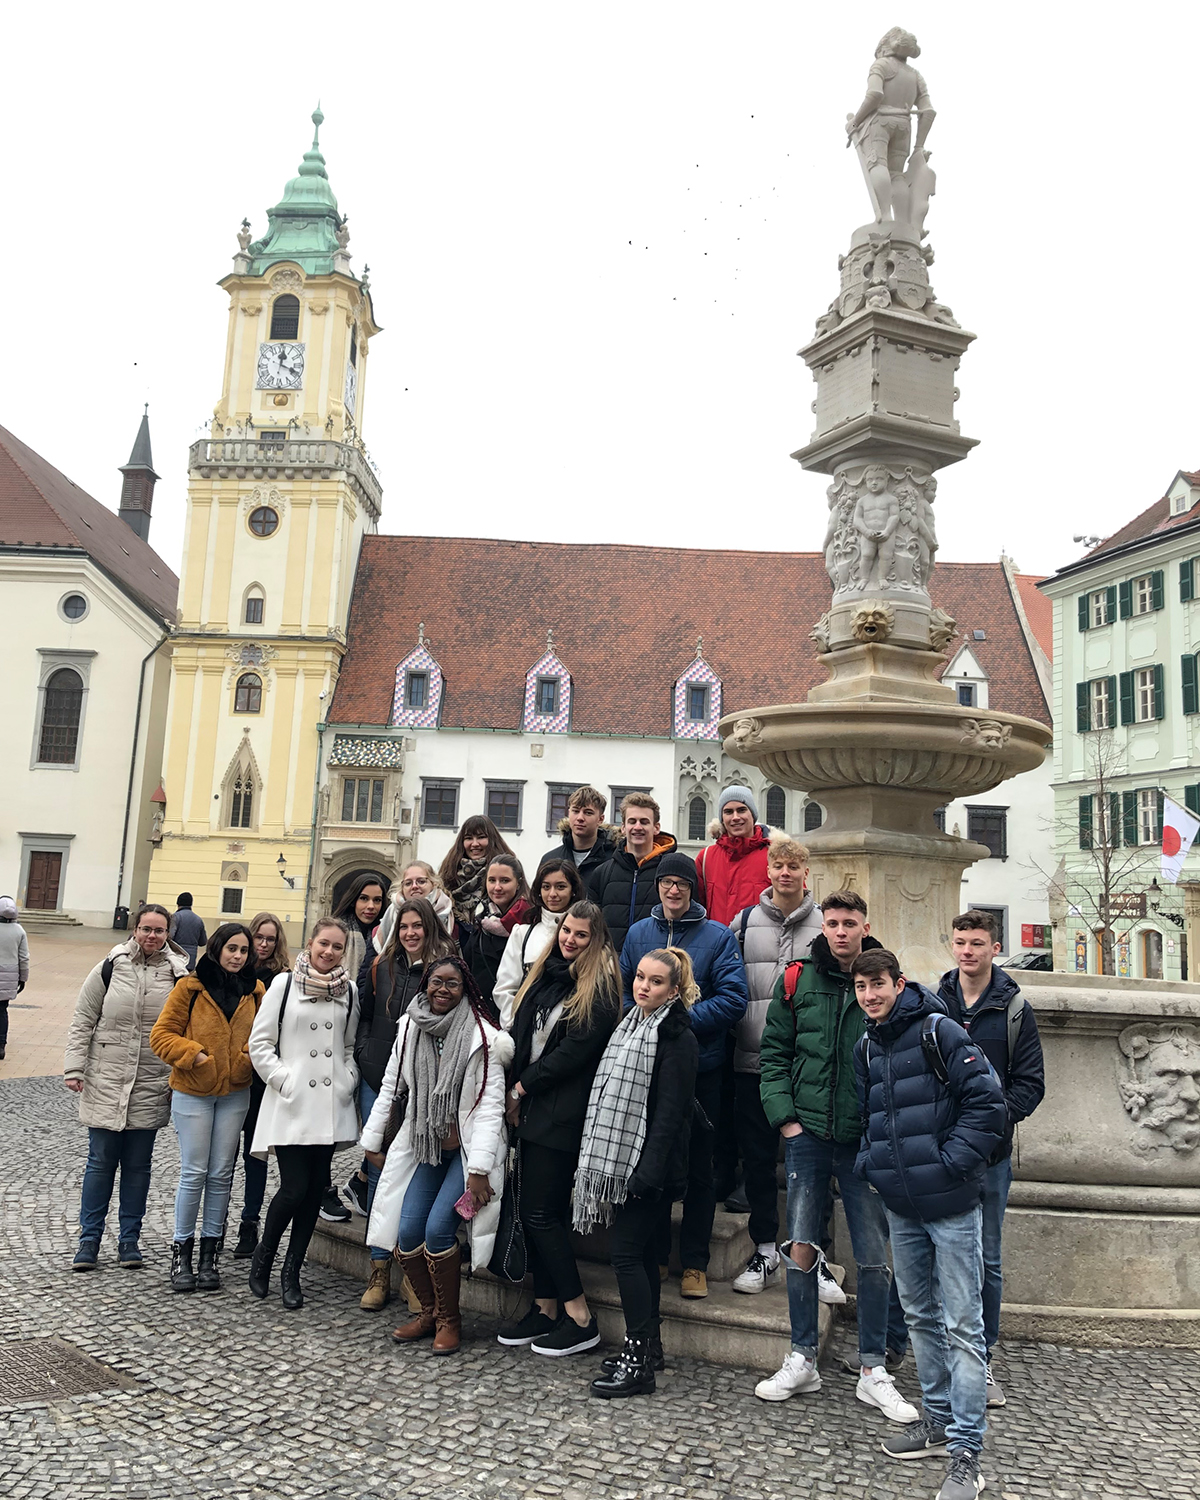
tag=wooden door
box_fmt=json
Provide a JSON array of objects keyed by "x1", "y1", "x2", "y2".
[{"x1": 26, "y1": 851, "x2": 62, "y2": 910}]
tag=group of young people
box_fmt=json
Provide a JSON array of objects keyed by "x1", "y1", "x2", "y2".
[{"x1": 59, "y1": 781, "x2": 1044, "y2": 1485}]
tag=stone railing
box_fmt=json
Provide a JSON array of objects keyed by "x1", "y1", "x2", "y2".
[{"x1": 188, "y1": 437, "x2": 382, "y2": 518}]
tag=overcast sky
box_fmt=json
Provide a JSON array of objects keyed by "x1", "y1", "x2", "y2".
[{"x1": 4, "y1": 3, "x2": 1196, "y2": 582}]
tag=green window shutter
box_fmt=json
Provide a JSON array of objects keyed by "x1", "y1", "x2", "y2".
[
  {"x1": 1078, "y1": 795, "x2": 1094, "y2": 850},
  {"x1": 1109, "y1": 791, "x2": 1122, "y2": 846},
  {"x1": 1153, "y1": 662, "x2": 1165, "y2": 719},
  {"x1": 1151, "y1": 570, "x2": 1165, "y2": 611},
  {"x1": 1077, "y1": 594, "x2": 1089, "y2": 631},
  {"x1": 1119, "y1": 580, "x2": 1133, "y2": 618},
  {"x1": 1184, "y1": 655, "x2": 1199, "y2": 716},
  {"x1": 1076, "y1": 681, "x2": 1091, "y2": 731},
  {"x1": 1119, "y1": 671, "x2": 1135, "y2": 724},
  {"x1": 1105, "y1": 584, "x2": 1117, "y2": 621},
  {"x1": 1106, "y1": 675, "x2": 1118, "y2": 723},
  {"x1": 1122, "y1": 790, "x2": 1139, "y2": 847},
  {"x1": 1186, "y1": 785, "x2": 1200, "y2": 818},
  {"x1": 1181, "y1": 560, "x2": 1195, "y2": 603},
  {"x1": 1155, "y1": 790, "x2": 1165, "y2": 842}
]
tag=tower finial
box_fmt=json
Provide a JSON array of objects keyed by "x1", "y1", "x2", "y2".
[
  {"x1": 695, "y1": 634, "x2": 703, "y2": 658},
  {"x1": 312, "y1": 103, "x2": 324, "y2": 146},
  {"x1": 417, "y1": 621, "x2": 426, "y2": 646},
  {"x1": 547, "y1": 626, "x2": 555, "y2": 651}
]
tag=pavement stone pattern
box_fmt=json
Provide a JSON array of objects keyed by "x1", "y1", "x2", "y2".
[{"x1": 3, "y1": 1072, "x2": 1199, "y2": 1499}]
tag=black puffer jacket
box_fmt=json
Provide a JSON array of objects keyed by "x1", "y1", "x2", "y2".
[
  {"x1": 354, "y1": 949, "x2": 427, "y2": 1093},
  {"x1": 539, "y1": 826, "x2": 620, "y2": 898},
  {"x1": 590, "y1": 833, "x2": 678, "y2": 952},
  {"x1": 626, "y1": 1001, "x2": 700, "y2": 1204},
  {"x1": 511, "y1": 956, "x2": 620, "y2": 1151}
]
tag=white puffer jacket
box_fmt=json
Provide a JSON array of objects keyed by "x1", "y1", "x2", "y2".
[
  {"x1": 63, "y1": 937, "x2": 191, "y2": 1130},
  {"x1": 362, "y1": 1012, "x2": 513, "y2": 1269},
  {"x1": 730, "y1": 890, "x2": 823, "y2": 1073},
  {"x1": 248, "y1": 971, "x2": 360, "y2": 1157},
  {"x1": 492, "y1": 909, "x2": 562, "y2": 1028}
]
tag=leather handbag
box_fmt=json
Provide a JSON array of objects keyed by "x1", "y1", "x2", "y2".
[{"x1": 487, "y1": 1144, "x2": 527, "y2": 1283}]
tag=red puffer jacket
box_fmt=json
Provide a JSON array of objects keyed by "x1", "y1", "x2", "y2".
[{"x1": 694, "y1": 827, "x2": 772, "y2": 926}]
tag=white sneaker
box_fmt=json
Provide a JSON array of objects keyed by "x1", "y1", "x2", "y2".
[
  {"x1": 754, "y1": 1351, "x2": 821, "y2": 1402},
  {"x1": 817, "y1": 1262, "x2": 847, "y2": 1305},
  {"x1": 856, "y1": 1365, "x2": 920, "y2": 1425},
  {"x1": 733, "y1": 1250, "x2": 780, "y2": 1294}
]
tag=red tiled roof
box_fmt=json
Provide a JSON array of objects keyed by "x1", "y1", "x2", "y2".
[
  {"x1": 1014, "y1": 573, "x2": 1052, "y2": 660},
  {"x1": 0, "y1": 425, "x2": 178, "y2": 624},
  {"x1": 1085, "y1": 470, "x2": 1200, "y2": 559},
  {"x1": 331, "y1": 537, "x2": 1049, "y2": 732}
]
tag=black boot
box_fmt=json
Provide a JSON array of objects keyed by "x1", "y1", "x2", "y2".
[
  {"x1": 281, "y1": 1247, "x2": 304, "y2": 1310},
  {"x1": 601, "y1": 1331, "x2": 664, "y2": 1374},
  {"x1": 197, "y1": 1236, "x2": 222, "y2": 1292},
  {"x1": 248, "y1": 1237, "x2": 277, "y2": 1300},
  {"x1": 170, "y1": 1237, "x2": 197, "y2": 1293},
  {"x1": 233, "y1": 1221, "x2": 259, "y2": 1259},
  {"x1": 590, "y1": 1335, "x2": 656, "y2": 1399}
]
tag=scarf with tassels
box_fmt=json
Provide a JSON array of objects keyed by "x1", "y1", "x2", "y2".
[
  {"x1": 405, "y1": 993, "x2": 481, "y2": 1166},
  {"x1": 293, "y1": 951, "x2": 350, "y2": 1001}
]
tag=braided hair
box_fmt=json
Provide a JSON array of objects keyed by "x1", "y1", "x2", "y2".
[{"x1": 419, "y1": 955, "x2": 498, "y2": 1112}]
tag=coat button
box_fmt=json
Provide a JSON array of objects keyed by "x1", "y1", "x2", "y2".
[
  {"x1": 310, "y1": 1049, "x2": 318, "y2": 1058},
  {"x1": 325, "y1": 1020, "x2": 333, "y2": 1029},
  {"x1": 309, "y1": 1079, "x2": 317, "y2": 1088},
  {"x1": 323, "y1": 1077, "x2": 331, "y2": 1086},
  {"x1": 324, "y1": 1048, "x2": 332, "y2": 1057},
  {"x1": 310, "y1": 1022, "x2": 318, "y2": 1030}
]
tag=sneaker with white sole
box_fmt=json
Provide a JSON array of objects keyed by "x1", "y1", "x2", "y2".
[
  {"x1": 530, "y1": 1315, "x2": 601, "y2": 1357},
  {"x1": 985, "y1": 1360, "x2": 1006, "y2": 1407},
  {"x1": 341, "y1": 1173, "x2": 369, "y2": 1218},
  {"x1": 936, "y1": 1450, "x2": 986, "y2": 1500},
  {"x1": 318, "y1": 1186, "x2": 351, "y2": 1223},
  {"x1": 754, "y1": 1351, "x2": 821, "y2": 1402},
  {"x1": 818, "y1": 1262, "x2": 847, "y2": 1305},
  {"x1": 733, "y1": 1250, "x2": 780, "y2": 1295},
  {"x1": 856, "y1": 1365, "x2": 920, "y2": 1424},
  {"x1": 881, "y1": 1416, "x2": 950, "y2": 1460}
]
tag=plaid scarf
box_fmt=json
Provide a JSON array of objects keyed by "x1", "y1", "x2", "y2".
[
  {"x1": 572, "y1": 1001, "x2": 673, "y2": 1233},
  {"x1": 406, "y1": 994, "x2": 480, "y2": 1166},
  {"x1": 449, "y1": 856, "x2": 489, "y2": 923},
  {"x1": 293, "y1": 951, "x2": 350, "y2": 1001}
]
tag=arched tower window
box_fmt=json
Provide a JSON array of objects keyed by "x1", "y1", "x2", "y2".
[
  {"x1": 269, "y1": 294, "x2": 300, "y2": 340},
  {"x1": 235, "y1": 673, "x2": 262, "y2": 713},
  {"x1": 765, "y1": 786, "x2": 787, "y2": 829},
  {"x1": 804, "y1": 800, "x2": 824, "y2": 832},
  {"x1": 244, "y1": 589, "x2": 265, "y2": 625},
  {"x1": 688, "y1": 796, "x2": 707, "y2": 841},
  {"x1": 38, "y1": 668, "x2": 84, "y2": 763}
]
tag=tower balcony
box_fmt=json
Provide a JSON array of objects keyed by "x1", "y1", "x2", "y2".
[{"x1": 188, "y1": 437, "x2": 382, "y2": 519}]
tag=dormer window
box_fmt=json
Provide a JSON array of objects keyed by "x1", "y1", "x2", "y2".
[
  {"x1": 957, "y1": 683, "x2": 976, "y2": 707},
  {"x1": 536, "y1": 677, "x2": 560, "y2": 716},
  {"x1": 1175, "y1": 494, "x2": 1188, "y2": 515},
  {"x1": 269, "y1": 295, "x2": 300, "y2": 340},
  {"x1": 522, "y1": 643, "x2": 571, "y2": 732},
  {"x1": 687, "y1": 684, "x2": 709, "y2": 721},
  {"x1": 406, "y1": 671, "x2": 428, "y2": 710}
]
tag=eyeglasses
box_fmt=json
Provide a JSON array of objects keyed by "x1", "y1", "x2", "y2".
[
  {"x1": 659, "y1": 879, "x2": 690, "y2": 893},
  {"x1": 136, "y1": 926, "x2": 167, "y2": 936}
]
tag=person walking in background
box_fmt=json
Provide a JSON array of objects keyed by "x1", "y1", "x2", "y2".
[
  {"x1": 0, "y1": 895, "x2": 30, "y2": 1062},
  {"x1": 498, "y1": 900, "x2": 621, "y2": 1357},
  {"x1": 62, "y1": 904, "x2": 189, "y2": 1269},
  {"x1": 247, "y1": 917, "x2": 361, "y2": 1310},
  {"x1": 351, "y1": 896, "x2": 455, "y2": 1310},
  {"x1": 728, "y1": 837, "x2": 822, "y2": 1294},
  {"x1": 150, "y1": 923, "x2": 263, "y2": 1294},
  {"x1": 361, "y1": 957, "x2": 512, "y2": 1355},
  {"x1": 591, "y1": 793, "x2": 678, "y2": 953},
  {"x1": 231, "y1": 912, "x2": 291, "y2": 1261},
  {"x1": 492, "y1": 859, "x2": 585, "y2": 1026},
  {"x1": 939, "y1": 909, "x2": 1045, "y2": 1410},
  {"x1": 575, "y1": 947, "x2": 699, "y2": 1400},
  {"x1": 374, "y1": 862, "x2": 458, "y2": 955},
  {"x1": 437, "y1": 816, "x2": 514, "y2": 927},
  {"x1": 541, "y1": 786, "x2": 618, "y2": 897},
  {"x1": 168, "y1": 894, "x2": 206, "y2": 972},
  {"x1": 461, "y1": 854, "x2": 531, "y2": 1010},
  {"x1": 694, "y1": 786, "x2": 773, "y2": 927}
]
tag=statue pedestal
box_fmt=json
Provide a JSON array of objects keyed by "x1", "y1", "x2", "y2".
[{"x1": 806, "y1": 641, "x2": 954, "y2": 706}]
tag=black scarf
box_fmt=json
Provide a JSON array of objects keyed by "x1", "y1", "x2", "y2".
[
  {"x1": 196, "y1": 954, "x2": 257, "y2": 1020},
  {"x1": 527, "y1": 949, "x2": 576, "y2": 1031}
]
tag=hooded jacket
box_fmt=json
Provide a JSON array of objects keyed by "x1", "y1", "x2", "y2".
[
  {"x1": 619, "y1": 901, "x2": 748, "y2": 1073},
  {"x1": 0, "y1": 918, "x2": 30, "y2": 1004},
  {"x1": 854, "y1": 979, "x2": 1007, "y2": 1222},
  {"x1": 540, "y1": 822, "x2": 620, "y2": 897},
  {"x1": 759, "y1": 933, "x2": 886, "y2": 1143},
  {"x1": 730, "y1": 888, "x2": 823, "y2": 1073},
  {"x1": 591, "y1": 831, "x2": 678, "y2": 953},
  {"x1": 937, "y1": 964, "x2": 1045, "y2": 1163},
  {"x1": 695, "y1": 824, "x2": 773, "y2": 926}
]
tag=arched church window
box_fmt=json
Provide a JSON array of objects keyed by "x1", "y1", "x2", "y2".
[
  {"x1": 269, "y1": 295, "x2": 300, "y2": 340},
  {"x1": 230, "y1": 774, "x2": 254, "y2": 829},
  {"x1": 235, "y1": 673, "x2": 262, "y2": 713},
  {"x1": 803, "y1": 800, "x2": 824, "y2": 832},
  {"x1": 688, "y1": 796, "x2": 707, "y2": 841},
  {"x1": 766, "y1": 785, "x2": 787, "y2": 829},
  {"x1": 38, "y1": 668, "x2": 84, "y2": 763}
]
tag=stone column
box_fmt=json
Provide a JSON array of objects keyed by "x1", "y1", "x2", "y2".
[{"x1": 1180, "y1": 883, "x2": 1200, "y2": 983}]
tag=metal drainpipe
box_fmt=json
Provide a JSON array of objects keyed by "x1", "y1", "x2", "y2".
[
  {"x1": 114, "y1": 631, "x2": 169, "y2": 918},
  {"x1": 302, "y1": 718, "x2": 328, "y2": 944}
]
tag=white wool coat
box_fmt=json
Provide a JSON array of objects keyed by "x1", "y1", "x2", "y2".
[
  {"x1": 362, "y1": 1012, "x2": 513, "y2": 1269},
  {"x1": 493, "y1": 909, "x2": 562, "y2": 1028},
  {"x1": 248, "y1": 971, "x2": 360, "y2": 1158}
]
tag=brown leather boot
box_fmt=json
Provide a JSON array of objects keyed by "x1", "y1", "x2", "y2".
[
  {"x1": 427, "y1": 1243, "x2": 462, "y2": 1355},
  {"x1": 359, "y1": 1258, "x2": 392, "y2": 1311},
  {"x1": 391, "y1": 1248, "x2": 435, "y2": 1342}
]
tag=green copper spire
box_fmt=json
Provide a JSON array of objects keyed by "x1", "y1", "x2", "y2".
[{"x1": 246, "y1": 107, "x2": 347, "y2": 276}]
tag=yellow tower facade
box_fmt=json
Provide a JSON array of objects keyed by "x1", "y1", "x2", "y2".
[{"x1": 149, "y1": 110, "x2": 382, "y2": 936}]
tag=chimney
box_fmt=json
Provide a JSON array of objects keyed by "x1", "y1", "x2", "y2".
[{"x1": 118, "y1": 405, "x2": 159, "y2": 542}]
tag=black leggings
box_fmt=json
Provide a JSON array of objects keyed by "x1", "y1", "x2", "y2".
[
  {"x1": 261, "y1": 1144, "x2": 336, "y2": 1265},
  {"x1": 609, "y1": 1193, "x2": 663, "y2": 1339},
  {"x1": 520, "y1": 1141, "x2": 584, "y2": 1304}
]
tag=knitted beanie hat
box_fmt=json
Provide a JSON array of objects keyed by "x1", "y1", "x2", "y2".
[
  {"x1": 718, "y1": 785, "x2": 759, "y2": 822},
  {"x1": 655, "y1": 852, "x2": 699, "y2": 890}
]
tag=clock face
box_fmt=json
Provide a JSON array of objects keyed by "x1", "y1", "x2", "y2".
[
  {"x1": 344, "y1": 360, "x2": 357, "y2": 416},
  {"x1": 256, "y1": 342, "x2": 306, "y2": 391}
]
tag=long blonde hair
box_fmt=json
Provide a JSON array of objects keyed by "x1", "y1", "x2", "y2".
[
  {"x1": 512, "y1": 900, "x2": 620, "y2": 1031},
  {"x1": 640, "y1": 947, "x2": 699, "y2": 1007}
]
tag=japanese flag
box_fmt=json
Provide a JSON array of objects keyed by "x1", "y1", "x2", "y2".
[{"x1": 1161, "y1": 796, "x2": 1200, "y2": 884}]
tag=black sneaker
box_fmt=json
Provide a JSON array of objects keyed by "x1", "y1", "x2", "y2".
[
  {"x1": 497, "y1": 1305, "x2": 558, "y2": 1347},
  {"x1": 937, "y1": 1449, "x2": 985, "y2": 1500},
  {"x1": 881, "y1": 1416, "x2": 950, "y2": 1461},
  {"x1": 530, "y1": 1315, "x2": 601, "y2": 1357},
  {"x1": 318, "y1": 1186, "x2": 351, "y2": 1223},
  {"x1": 342, "y1": 1173, "x2": 369, "y2": 1218}
]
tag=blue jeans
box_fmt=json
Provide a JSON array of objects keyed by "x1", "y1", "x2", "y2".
[
  {"x1": 783, "y1": 1132, "x2": 889, "y2": 1365},
  {"x1": 78, "y1": 1127, "x2": 157, "y2": 1245},
  {"x1": 981, "y1": 1156, "x2": 1012, "y2": 1352},
  {"x1": 171, "y1": 1089, "x2": 250, "y2": 1242},
  {"x1": 360, "y1": 1080, "x2": 388, "y2": 1262},
  {"x1": 888, "y1": 1205, "x2": 987, "y2": 1455},
  {"x1": 397, "y1": 1150, "x2": 464, "y2": 1255}
]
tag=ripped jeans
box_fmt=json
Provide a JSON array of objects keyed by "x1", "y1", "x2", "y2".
[{"x1": 782, "y1": 1131, "x2": 890, "y2": 1366}]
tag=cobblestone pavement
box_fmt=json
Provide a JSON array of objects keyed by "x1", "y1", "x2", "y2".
[{"x1": 3, "y1": 1073, "x2": 1198, "y2": 1500}]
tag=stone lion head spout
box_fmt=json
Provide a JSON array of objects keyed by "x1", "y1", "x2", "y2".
[{"x1": 850, "y1": 602, "x2": 895, "y2": 644}]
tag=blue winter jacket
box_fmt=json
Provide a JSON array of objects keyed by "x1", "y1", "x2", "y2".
[
  {"x1": 620, "y1": 902, "x2": 748, "y2": 1074},
  {"x1": 853, "y1": 979, "x2": 1007, "y2": 1223}
]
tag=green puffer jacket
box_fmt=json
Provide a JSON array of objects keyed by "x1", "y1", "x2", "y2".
[{"x1": 758, "y1": 934, "x2": 883, "y2": 1144}]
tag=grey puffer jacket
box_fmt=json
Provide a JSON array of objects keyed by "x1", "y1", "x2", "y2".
[
  {"x1": 0, "y1": 920, "x2": 30, "y2": 1003},
  {"x1": 729, "y1": 889, "x2": 822, "y2": 1073},
  {"x1": 63, "y1": 937, "x2": 191, "y2": 1131}
]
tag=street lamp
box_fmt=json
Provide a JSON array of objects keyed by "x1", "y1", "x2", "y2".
[{"x1": 277, "y1": 853, "x2": 296, "y2": 890}]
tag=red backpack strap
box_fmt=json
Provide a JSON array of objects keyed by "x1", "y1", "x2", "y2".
[{"x1": 783, "y1": 960, "x2": 804, "y2": 1004}]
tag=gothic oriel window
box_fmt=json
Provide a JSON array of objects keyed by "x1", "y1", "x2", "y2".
[{"x1": 230, "y1": 775, "x2": 254, "y2": 829}]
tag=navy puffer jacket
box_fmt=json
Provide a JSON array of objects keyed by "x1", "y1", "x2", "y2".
[{"x1": 853, "y1": 979, "x2": 1007, "y2": 1223}]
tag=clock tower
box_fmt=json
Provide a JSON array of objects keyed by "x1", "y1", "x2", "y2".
[{"x1": 148, "y1": 109, "x2": 382, "y2": 936}]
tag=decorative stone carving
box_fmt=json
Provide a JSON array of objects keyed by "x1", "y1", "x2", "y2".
[
  {"x1": 846, "y1": 28, "x2": 935, "y2": 235},
  {"x1": 730, "y1": 717, "x2": 764, "y2": 752},
  {"x1": 225, "y1": 641, "x2": 278, "y2": 669},
  {"x1": 270, "y1": 269, "x2": 303, "y2": 291},
  {"x1": 241, "y1": 485, "x2": 288, "y2": 520},
  {"x1": 928, "y1": 606, "x2": 957, "y2": 652},
  {"x1": 240, "y1": 304, "x2": 263, "y2": 317},
  {"x1": 850, "y1": 601, "x2": 896, "y2": 643},
  {"x1": 701, "y1": 757, "x2": 718, "y2": 778},
  {"x1": 823, "y1": 463, "x2": 939, "y2": 598},
  {"x1": 959, "y1": 719, "x2": 1012, "y2": 750},
  {"x1": 680, "y1": 756, "x2": 698, "y2": 777},
  {"x1": 1118, "y1": 1025, "x2": 1200, "y2": 1152},
  {"x1": 810, "y1": 612, "x2": 832, "y2": 653},
  {"x1": 237, "y1": 220, "x2": 252, "y2": 252},
  {"x1": 336, "y1": 218, "x2": 350, "y2": 250}
]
